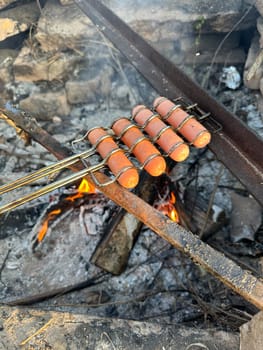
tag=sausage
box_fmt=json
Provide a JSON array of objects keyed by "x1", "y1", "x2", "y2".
[
  {"x1": 112, "y1": 118, "x2": 166, "y2": 176},
  {"x1": 87, "y1": 127, "x2": 139, "y2": 189},
  {"x1": 153, "y1": 97, "x2": 211, "y2": 148},
  {"x1": 132, "y1": 105, "x2": 190, "y2": 162}
]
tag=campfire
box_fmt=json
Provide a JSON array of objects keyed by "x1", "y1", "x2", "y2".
[
  {"x1": 0, "y1": 96, "x2": 213, "y2": 275},
  {"x1": 35, "y1": 176, "x2": 180, "y2": 250},
  {"x1": 0, "y1": 3, "x2": 263, "y2": 347},
  {"x1": 3, "y1": 91, "x2": 262, "y2": 317}
]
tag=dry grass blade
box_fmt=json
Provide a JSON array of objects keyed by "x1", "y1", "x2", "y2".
[{"x1": 19, "y1": 318, "x2": 53, "y2": 346}]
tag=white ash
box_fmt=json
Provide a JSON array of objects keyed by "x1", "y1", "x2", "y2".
[
  {"x1": 212, "y1": 204, "x2": 224, "y2": 222},
  {"x1": 245, "y1": 104, "x2": 263, "y2": 138},
  {"x1": 220, "y1": 66, "x2": 241, "y2": 90},
  {"x1": 128, "y1": 228, "x2": 168, "y2": 267},
  {"x1": 5, "y1": 81, "x2": 40, "y2": 102},
  {"x1": 109, "y1": 262, "x2": 163, "y2": 294},
  {"x1": 79, "y1": 204, "x2": 112, "y2": 236}
]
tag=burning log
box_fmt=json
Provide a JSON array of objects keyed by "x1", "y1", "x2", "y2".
[
  {"x1": 0, "y1": 102, "x2": 263, "y2": 311},
  {"x1": 91, "y1": 171, "x2": 162, "y2": 275}
]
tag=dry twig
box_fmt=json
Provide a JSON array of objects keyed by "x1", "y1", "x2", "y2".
[{"x1": 20, "y1": 318, "x2": 53, "y2": 346}]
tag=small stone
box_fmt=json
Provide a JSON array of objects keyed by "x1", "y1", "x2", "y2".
[
  {"x1": 52, "y1": 115, "x2": 62, "y2": 124},
  {"x1": 0, "y1": 2, "x2": 40, "y2": 41},
  {"x1": 19, "y1": 90, "x2": 70, "y2": 120},
  {"x1": 240, "y1": 311, "x2": 263, "y2": 350},
  {"x1": 230, "y1": 192, "x2": 262, "y2": 242},
  {"x1": 35, "y1": 0, "x2": 96, "y2": 52},
  {"x1": 14, "y1": 46, "x2": 83, "y2": 82},
  {"x1": 254, "y1": 0, "x2": 263, "y2": 17},
  {"x1": 65, "y1": 68, "x2": 113, "y2": 104},
  {"x1": 0, "y1": 49, "x2": 18, "y2": 88},
  {"x1": 65, "y1": 80, "x2": 99, "y2": 104}
]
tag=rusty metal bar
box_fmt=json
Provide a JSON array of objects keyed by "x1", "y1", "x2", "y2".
[
  {"x1": 101, "y1": 184, "x2": 263, "y2": 311},
  {"x1": 74, "y1": 0, "x2": 263, "y2": 206},
  {"x1": 1, "y1": 105, "x2": 263, "y2": 310}
]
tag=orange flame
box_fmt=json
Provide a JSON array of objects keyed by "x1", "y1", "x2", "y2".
[
  {"x1": 156, "y1": 192, "x2": 179, "y2": 223},
  {"x1": 78, "y1": 178, "x2": 95, "y2": 193},
  {"x1": 170, "y1": 192, "x2": 176, "y2": 204},
  {"x1": 167, "y1": 192, "x2": 179, "y2": 222},
  {"x1": 65, "y1": 178, "x2": 96, "y2": 202},
  {"x1": 169, "y1": 207, "x2": 179, "y2": 223},
  {"x1": 168, "y1": 192, "x2": 179, "y2": 222},
  {"x1": 37, "y1": 208, "x2": 61, "y2": 242}
]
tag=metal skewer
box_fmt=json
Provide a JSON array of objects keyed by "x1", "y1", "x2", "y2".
[
  {"x1": 0, "y1": 148, "x2": 95, "y2": 196},
  {"x1": 0, "y1": 133, "x2": 138, "y2": 215},
  {"x1": 0, "y1": 161, "x2": 104, "y2": 215}
]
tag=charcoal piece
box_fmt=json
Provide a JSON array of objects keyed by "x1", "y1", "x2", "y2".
[
  {"x1": 0, "y1": 204, "x2": 45, "y2": 239},
  {"x1": 183, "y1": 187, "x2": 227, "y2": 240},
  {"x1": 230, "y1": 192, "x2": 262, "y2": 242}
]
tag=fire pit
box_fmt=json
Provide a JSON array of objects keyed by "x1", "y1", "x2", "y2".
[{"x1": 0, "y1": 1, "x2": 263, "y2": 347}]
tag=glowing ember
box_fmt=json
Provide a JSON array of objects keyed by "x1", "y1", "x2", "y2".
[{"x1": 37, "y1": 208, "x2": 61, "y2": 242}]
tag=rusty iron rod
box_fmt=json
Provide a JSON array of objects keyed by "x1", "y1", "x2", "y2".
[{"x1": 1, "y1": 104, "x2": 263, "y2": 311}]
